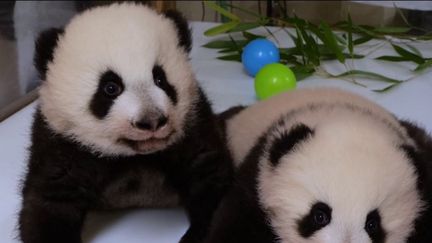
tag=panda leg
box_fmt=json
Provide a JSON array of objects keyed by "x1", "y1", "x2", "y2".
[
  {"x1": 19, "y1": 198, "x2": 86, "y2": 243},
  {"x1": 177, "y1": 150, "x2": 233, "y2": 243},
  {"x1": 180, "y1": 190, "x2": 221, "y2": 243}
]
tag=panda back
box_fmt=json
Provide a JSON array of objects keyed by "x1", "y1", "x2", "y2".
[{"x1": 226, "y1": 88, "x2": 404, "y2": 166}]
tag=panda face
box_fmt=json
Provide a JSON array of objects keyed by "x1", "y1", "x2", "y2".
[
  {"x1": 37, "y1": 4, "x2": 196, "y2": 156},
  {"x1": 257, "y1": 110, "x2": 424, "y2": 243}
]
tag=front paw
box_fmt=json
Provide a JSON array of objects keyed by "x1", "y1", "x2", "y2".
[{"x1": 179, "y1": 227, "x2": 204, "y2": 243}]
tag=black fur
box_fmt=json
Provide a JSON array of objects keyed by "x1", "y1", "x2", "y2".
[
  {"x1": 297, "y1": 202, "x2": 332, "y2": 238},
  {"x1": 400, "y1": 121, "x2": 432, "y2": 243},
  {"x1": 365, "y1": 209, "x2": 385, "y2": 243},
  {"x1": 34, "y1": 28, "x2": 64, "y2": 80},
  {"x1": 269, "y1": 123, "x2": 313, "y2": 167},
  {"x1": 164, "y1": 10, "x2": 192, "y2": 53},
  {"x1": 19, "y1": 89, "x2": 233, "y2": 243},
  {"x1": 89, "y1": 70, "x2": 124, "y2": 119},
  {"x1": 153, "y1": 65, "x2": 178, "y2": 104},
  {"x1": 74, "y1": 1, "x2": 149, "y2": 13},
  {"x1": 204, "y1": 135, "x2": 277, "y2": 243}
]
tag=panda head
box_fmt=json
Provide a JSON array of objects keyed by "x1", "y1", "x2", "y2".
[
  {"x1": 257, "y1": 108, "x2": 424, "y2": 243},
  {"x1": 35, "y1": 3, "x2": 196, "y2": 156}
]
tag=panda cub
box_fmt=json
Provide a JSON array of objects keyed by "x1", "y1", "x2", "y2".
[
  {"x1": 207, "y1": 88, "x2": 432, "y2": 243},
  {"x1": 19, "y1": 3, "x2": 232, "y2": 243}
]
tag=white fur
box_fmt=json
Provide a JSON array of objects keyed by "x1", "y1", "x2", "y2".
[
  {"x1": 38, "y1": 3, "x2": 197, "y2": 156},
  {"x1": 226, "y1": 88, "x2": 413, "y2": 166},
  {"x1": 257, "y1": 106, "x2": 423, "y2": 243}
]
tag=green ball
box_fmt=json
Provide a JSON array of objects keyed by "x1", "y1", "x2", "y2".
[{"x1": 254, "y1": 63, "x2": 296, "y2": 100}]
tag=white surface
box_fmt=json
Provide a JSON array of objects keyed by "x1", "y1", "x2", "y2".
[
  {"x1": 1, "y1": 22, "x2": 432, "y2": 243},
  {"x1": 354, "y1": 1, "x2": 432, "y2": 11}
]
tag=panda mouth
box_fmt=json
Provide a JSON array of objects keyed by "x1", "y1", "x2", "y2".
[{"x1": 118, "y1": 132, "x2": 174, "y2": 153}]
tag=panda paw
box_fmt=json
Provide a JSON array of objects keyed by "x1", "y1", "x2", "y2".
[{"x1": 179, "y1": 227, "x2": 205, "y2": 243}]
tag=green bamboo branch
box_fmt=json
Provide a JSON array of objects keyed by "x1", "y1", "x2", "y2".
[{"x1": 202, "y1": 1, "x2": 432, "y2": 92}]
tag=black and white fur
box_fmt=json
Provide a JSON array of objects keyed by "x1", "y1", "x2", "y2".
[
  {"x1": 19, "y1": 3, "x2": 232, "y2": 243},
  {"x1": 207, "y1": 88, "x2": 432, "y2": 243}
]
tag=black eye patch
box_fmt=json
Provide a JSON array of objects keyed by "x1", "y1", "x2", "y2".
[
  {"x1": 297, "y1": 202, "x2": 332, "y2": 238},
  {"x1": 365, "y1": 209, "x2": 386, "y2": 243},
  {"x1": 89, "y1": 70, "x2": 123, "y2": 119},
  {"x1": 152, "y1": 65, "x2": 178, "y2": 105},
  {"x1": 269, "y1": 123, "x2": 314, "y2": 167}
]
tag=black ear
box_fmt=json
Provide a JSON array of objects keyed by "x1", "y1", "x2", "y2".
[
  {"x1": 269, "y1": 123, "x2": 314, "y2": 167},
  {"x1": 164, "y1": 10, "x2": 192, "y2": 53},
  {"x1": 34, "y1": 28, "x2": 64, "y2": 80}
]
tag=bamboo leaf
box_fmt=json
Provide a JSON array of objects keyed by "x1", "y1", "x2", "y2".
[
  {"x1": 418, "y1": 34, "x2": 432, "y2": 40},
  {"x1": 404, "y1": 44, "x2": 422, "y2": 57},
  {"x1": 347, "y1": 14, "x2": 353, "y2": 56},
  {"x1": 203, "y1": 40, "x2": 235, "y2": 49},
  {"x1": 414, "y1": 59, "x2": 432, "y2": 72},
  {"x1": 263, "y1": 26, "x2": 280, "y2": 45},
  {"x1": 202, "y1": 39, "x2": 248, "y2": 48},
  {"x1": 204, "y1": 21, "x2": 240, "y2": 36},
  {"x1": 374, "y1": 26, "x2": 411, "y2": 34},
  {"x1": 359, "y1": 25, "x2": 375, "y2": 30},
  {"x1": 353, "y1": 36, "x2": 373, "y2": 45},
  {"x1": 205, "y1": 1, "x2": 240, "y2": 21},
  {"x1": 373, "y1": 83, "x2": 401, "y2": 93},
  {"x1": 280, "y1": 47, "x2": 301, "y2": 56},
  {"x1": 317, "y1": 44, "x2": 335, "y2": 55},
  {"x1": 286, "y1": 31, "x2": 298, "y2": 43},
  {"x1": 344, "y1": 53, "x2": 364, "y2": 59},
  {"x1": 391, "y1": 44, "x2": 425, "y2": 64},
  {"x1": 227, "y1": 34, "x2": 244, "y2": 54},
  {"x1": 242, "y1": 31, "x2": 265, "y2": 40},
  {"x1": 320, "y1": 22, "x2": 345, "y2": 63},
  {"x1": 290, "y1": 16, "x2": 307, "y2": 26},
  {"x1": 335, "y1": 34, "x2": 347, "y2": 45},
  {"x1": 322, "y1": 53, "x2": 364, "y2": 60},
  {"x1": 334, "y1": 20, "x2": 348, "y2": 28},
  {"x1": 217, "y1": 54, "x2": 241, "y2": 62},
  {"x1": 280, "y1": 53, "x2": 301, "y2": 65},
  {"x1": 290, "y1": 65, "x2": 315, "y2": 81},
  {"x1": 294, "y1": 26, "x2": 306, "y2": 65},
  {"x1": 200, "y1": 2, "x2": 428, "y2": 93},
  {"x1": 307, "y1": 35, "x2": 321, "y2": 65},
  {"x1": 218, "y1": 48, "x2": 238, "y2": 53},
  {"x1": 307, "y1": 23, "x2": 326, "y2": 43},
  {"x1": 376, "y1": 55, "x2": 412, "y2": 62},
  {"x1": 334, "y1": 70, "x2": 403, "y2": 83},
  {"x1": 296, "y1": 20, "x2": 320, "y2": 65},
  {"x1": 355, "y1": 25, "x2": 378, "y2": 37},
  {"x1": 229, "y1": 22, "x2": 261, "y2": 33}
]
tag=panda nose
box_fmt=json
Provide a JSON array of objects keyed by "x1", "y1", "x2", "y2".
[{"x1": 133, "y1": 115, "x2": 168, "y2": 131}]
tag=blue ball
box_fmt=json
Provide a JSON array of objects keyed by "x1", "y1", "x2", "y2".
[{"x1": 241, "y1": 39, "x2": 280, "y2": 77}]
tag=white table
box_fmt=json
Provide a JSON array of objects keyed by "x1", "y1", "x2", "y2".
[{"x1": 1, "y1": 22, "x2": 432, "y2": 243}]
